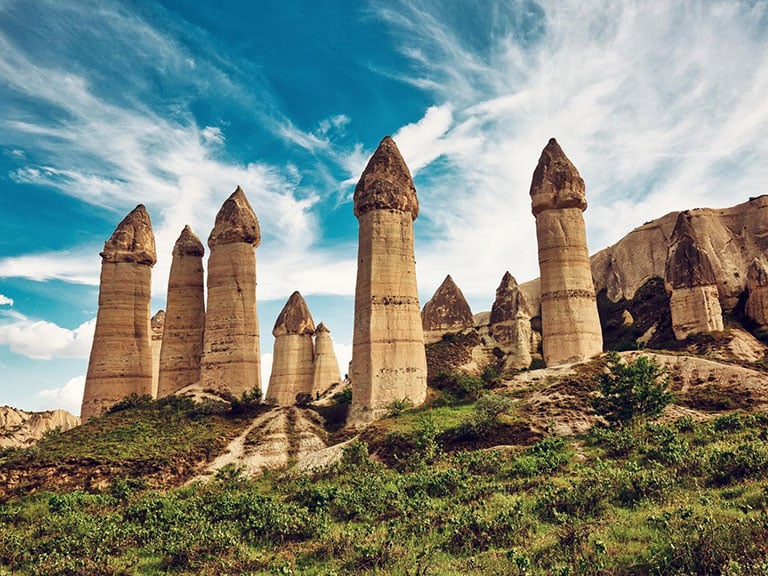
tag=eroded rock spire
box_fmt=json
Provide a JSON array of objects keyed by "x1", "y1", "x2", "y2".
[
  {"x1": 421, "y1": 275, "x2": 474, "y2": 344},
  {"x1": 313, "y1": 322, "x2": 342, "y2": 394}
]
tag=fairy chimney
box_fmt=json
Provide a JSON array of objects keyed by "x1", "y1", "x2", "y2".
[
  {"x1": 313, "y1": 322, "x2": 342, "y2": 394},
  {"x1": 150, "y1": 310, "x2": 165, "y2": 397},
  {"x1": 490, "y1": 272, "x2": 535, "y2": 370},
  {"x1": 665, "y1": 211, "x2": 723, "y2": 339},
  {"x1": 200, "y1": 187, "x2": 262, "y2": 396},
  {"x1": 421, "y1": 275, "x2": 474, "y2": 344},
  {"x1": 81, "y1": 205, "x2": 156, "y2": 420},
  {"x1": 349, "y1": 136, "x2": 427, "y2": 422},
  {"x1": 746, "y1": 256, "x2": 768, "y2": 329},
  {"x1": 157, "y1": 226, "x2": 205, "y2": 397},
  {"x1": 267, "y1": 291, "x2": 316, "y2": 405},
  {"x1": 530, "y1": 139, "x2": 603, "y2": 366}
]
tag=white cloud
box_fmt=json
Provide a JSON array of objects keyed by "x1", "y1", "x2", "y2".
[
  {"x1": 332, "y1": 341, "x2": 353, "y2": 381},
  {"x1": 0, "y1": 317, "x2": 95, "y2": 360},
  {"x1": 0, "y1": 252, "x2": 100, "y2": 285},
  {"x1": 37, "y1": 375, "x2": 85, "y2": 416},
  {"x1": 0, "y1": 294, "x2": 12, "y2": 306}
]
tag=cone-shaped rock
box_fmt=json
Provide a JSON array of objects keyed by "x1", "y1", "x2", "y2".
[
  {"x1": 313, "y1": 322, "x2": 342, "y2": 394},
  {"x1": 489, "y1": 272, "x2": 534, "y2": 369},
  {"x1": 82, "y1": 205, "x2": 156, "y2": 420},
  {"x1": 746, "y1": 256, "x2": 768, "y2": 329},
  {"x1": 421, "y1": 275, "x2": 474, "y2": 344},
  {"x1": 267, "y1": 291, "x2": 316, "y2": 405},
  {"x1": 350, "y1": 136, "x2": 427, "y2": 422},
  {"x1": 665, "y1": 212, "x2": 723, "y2": 339},
  {"x1": 150, "y1": 310, "x2": 165, "y2": 398},
  {"x1": 530, "y1": 139, "x2": 602, "y2": 366},
  {"x1": 157, "y1": 226, "x2": 205, "y2": 397},
  {"x1": 201, "y1": 187, "x2": 262, "y2": 396}
]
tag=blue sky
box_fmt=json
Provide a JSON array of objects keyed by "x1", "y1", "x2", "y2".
[{"x1": 1, "y1": 1, "x2": 767, "y2": 415}]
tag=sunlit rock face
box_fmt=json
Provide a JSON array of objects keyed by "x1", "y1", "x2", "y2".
[
  {"x1": 82, "y1": 205, "x2": 156, "y2": 421},
  {"x1": 490, "y1": 272, "x2": 535, "y2": 370},
  {"x1": 200, "y1": 187, "x2": 262, "y2": 397},
  {"x1": 746, "y1": 256, "x2": 768, "y2": 330},
  {"x1": 421, "y1": 275, "x2": 474, "y2": 345},
  {"x1": 150, "y1": 310, "x2": 165, "y2": 398},
  {"x1": 530, "y1": 139, "x2": 602, "y2": 366},
  {"x1": 157, "y1": 226, "x2": 205, "y2": 398},
  {"x1": 312, "y1": 322, "x2": 342, "y2": 394},
  {"x1": 350, "y1": 136, "x2": 427, "y2": 423}
]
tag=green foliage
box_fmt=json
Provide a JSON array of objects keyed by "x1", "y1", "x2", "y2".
[
  {"x1": 229, "y1": 387, "x2": 263, "y2": 415},
  {"x1": 385, "y1": 397, "x2": 414, "y2": 418},
  {"x1": 107, "y1": 393, "x2": 154, "y2": 413},
  {"x1": 592, "y1": 352, "x2": 673, "y2": 425},
  {"x1": 430, "y1": 372, "x2": 485, "y2": 404},
  {"x1": 332, "y1": 386, "x2": 352, "y2": 405},
  {"x1": 473, "y1": 392, "x2": 516, "y2": 430}
]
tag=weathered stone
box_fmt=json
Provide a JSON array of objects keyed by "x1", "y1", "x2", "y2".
[
  {"x1": 0, "y1": 407, "x2": 80, "y2": 448},
  {"x1": 530, "y1": 139, "x2": 602, "y2": 366},
  {"x1": 201, "y1": 187, "x2": 262, "y2": 397},
  {"x1": 157, "y1": 226, "x2": 205, "y2": 398},
  {"x1": 421, "y1": 275, "x2": 474, "y2": 344},
  {"x1": 150, "y1": 310, "x2": 165, "y2": 398},
  {"x1": 82, "y1": 205, "x2": 156, "y2": 421},
  {"x1": 666, "y1": 212, "x2": 724, "y2": 339},
  {"x1": 267, "y1": 292, "x2": 316, "y2": 405},
  {"x1": 746, "y1": 256, "x2": 768, "y2": 329},
  {"x1": 350, "y1": 136, "x2": 427, "y2": 422},
  {"x1": 489, "y1": 272, "x2": 534, "y2": 369},
  {"x1": 313, "y1": 322, "x2": 342, "y2": 394}
]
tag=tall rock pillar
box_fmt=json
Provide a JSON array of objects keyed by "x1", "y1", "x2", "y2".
[
  {"x1": 530, "y1": 138, "x2": 603, "y2": 366},
  {"x1": 201, "y1": 187, "x2": 262, "y2": 397},
  {"x1": 157, "y1": 226, "x2": 205, "y2": 397},
  {"x1": 313, "y1": 322, "x2": 342, "y2": 393},
  {"x1": 81, "y1": 205, "x2": 156, "y2": 420},
  {"x1": 665, "y1": 211, "x2": 723, "y2": 339},
  {"x1": 150, "y1": 310, "x2": 165, "y2": 397},
  {"x1": 267, "y1": 291, "x2": 316, "y2": 405},
  {"x1": 350, "y1": 136, "x2": 427, "y2": 422}
]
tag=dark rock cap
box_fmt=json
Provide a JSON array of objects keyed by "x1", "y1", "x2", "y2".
[
  {"x1": 421, "y1": 275, "x2": 473, "y2": 331},
  {"x1": 273, "y1": 291, "x2": 316, "y2": 337},
  {"x1": 208, "y1": 186, "x2": 261, "y2": 248},
  {"x1": 101, "y1": 204, "x2": 157, "y2": 265},
  {"x1": 315, "y1": 322, "x2": 330, "y2": 334},
  {"x1": 530, "y1": 138, "x2": 587, "y2": 216},
  {"x1": 353, "y1": 136, "x2": 419, "y2": 220},
  {"x1": 665, "y1": 212, "x2": 717, "y2": 289},
  {"x1": 173, "y1": 225, "x2": 205, "y2": 257},
  {"x1": 490, "y1": 271, "x2": 529, "y2": 324}
]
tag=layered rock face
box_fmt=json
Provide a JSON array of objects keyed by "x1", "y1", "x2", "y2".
[
  {"x1": 313, "y1": 322, "x2": 342, "y2": 393},
  {"x1": 267, "y1": 291, "x2": 316, "y2": 405},
  {"x1": 350, "y1": 136, "x2": 427, "y2": 422},
  {"x1": 82, "y1": 205, "x2": 157, "y2": 421},
  {"x1": 0, "y1": 407, "x2": 80, "y2": 448},
  {"x1": 157, "y1": 226, "x2": 205, "y2": 397},
  {"x1": 746, "y1": 256, "x2": 768, "y2": 329},
  {"x1": 150, "y1": 310, "x2": 165, "y2": 398},
  {"x1": 421, "y1": 275, "x2": 474, "y2": 344},
  {"x1": 490, "y1": 272, "x2": 536, "y2": 370},
  {"x1": 201, "y1": 187, "x2": 262, "y2": 397},
  {"x1": 530, "y1": 139, "x2": 603, "y2": 366},
  {"x1": 665, "y1": 212, "x2": 723, "y2": 339}
]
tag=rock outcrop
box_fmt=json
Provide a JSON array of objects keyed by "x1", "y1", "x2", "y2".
[
  {"x1": 421, "y1": 275, "x2": 474, "y2": 344},
  {"x1": 746, "y1": 256, "x2": 768, "y2": 330},
  {"x1": 350, "y1": 136, "x2": 427, "y2": 422},
  {"x1": 157, "y1": 226, "x2": 205, "y2": 398},
  {"x1": 201, "y1": 187, "x2": 262, "y2": 397},
  {"x1": 665, "y1": 212, "x2": 724, "y2": 340},
  {"x1": 267, "y1": 291, "x2": 316, "y2": 405},
  {"x1": 313, "y1": 322, "x2": 342, "y2": 394},
  {"x1": 0, "y1": 407, "x2": 80, "y2": 448},
  {"x1": 82, "y1": 205, "x2": 156, "y2": 421},
  {"x1": 530, "y1": 139, "x2": 602, "y2": 366},
  {"x1": 150, "y1": 310, "x2": 165, "y2": 398},
  {"x1": 489, "y1": 272, "x2": 537, "y2": 370}
]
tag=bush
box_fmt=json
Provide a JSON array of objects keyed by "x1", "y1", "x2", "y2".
[
  {"x1": 430, "y1": 372, "x2": 484, "y2": 404},
  {"x1": 229, "y1": 387, "x2": 263, "y2": 415},
  {"x1": 473, "y1": 393, "x2": 516, "y2": 430},
  {"x1": 592, "y1": 352, "x2": 672, "y2": 425}
]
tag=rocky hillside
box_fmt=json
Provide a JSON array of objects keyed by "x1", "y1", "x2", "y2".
[{"x1": 0, "y1": 407, "x2": 79, "y2": 448}]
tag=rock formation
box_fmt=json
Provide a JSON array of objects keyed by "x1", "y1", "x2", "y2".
[
  {"x1": 150, "y1": 310, "x2": 165, "y2": 398},
  {"x1": 157, "y1": 226, "x2": 206, "y2": 398},
  {"x1": 350, "y1": 136, "x2": 427, "y2": 422},
  {"x1": 201, "y1": 187, "x2": 262, "y2": 397},
  {"x1": 421, "y1": 275, "x2": 474, "y2": 344},
  {"x1": 267, "y1": 291, "x2": 316, "y2": 405},
  {"x1": 81, "y1": 205, "x2": 156, "y2": 421},
  {"x1": 489, "y1": 272, "x2": 537, "y2": 370},
  {"x1": 0, "y1": 407, "x2": 80, "y2": 448},
  {"x1": 746, "y1": 256, "x2": 768, "y2": 330},
  {"x1": 530, "y1": 138, "x2": 602, "y2": 366},
  {"x1": 665, "y1": 212, "x2": 724, "y2": 339},
  {"x1": 313, "y1": 322, "x2": 342, "y2": 393}
]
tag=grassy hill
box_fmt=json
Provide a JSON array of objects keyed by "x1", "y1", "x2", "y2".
[{"x1": 2, "y1": 358, "x2": 768, "y2": 574}]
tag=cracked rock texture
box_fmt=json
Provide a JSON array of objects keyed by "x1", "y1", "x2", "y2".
[{"x1": 421, "y1": 275, "x2": 474, "y2": 344}]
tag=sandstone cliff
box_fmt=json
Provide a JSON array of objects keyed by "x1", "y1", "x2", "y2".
[{"x1": 0, "y1": 406, "x2": 80, "y2": 448}]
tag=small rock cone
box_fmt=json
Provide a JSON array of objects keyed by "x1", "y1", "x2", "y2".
[
  {"x1": 313, "y1": 322, "x2": 342, "y2": 394},
  {"x1": 490, "y1": 272, "x2": 534, "y2": 369},
  {"x1": 421, "y1": 275, "x2": 474, "y2": 344}
]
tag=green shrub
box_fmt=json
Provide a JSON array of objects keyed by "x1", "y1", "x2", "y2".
[
  {"x1": 473, "y1": 393, "x2": 516, "y2": 430},
  {"x1": 431, "y1": 372, "x2": 484, "y2": 404}
]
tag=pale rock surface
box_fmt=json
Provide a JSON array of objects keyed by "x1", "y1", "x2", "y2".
[
  {"x1": 267, "y1": 291, "x2": 316, "y2": 405},
  {"x1": 421, "y1": 275, "x2": 474, "y2": 344},
  {"x1": 313, "y1": 322, "x2": 343, "y2": 395},
  {"x1": 157, "y1": 226, "x2": 205, "y2": 397},
  {"x1": 530, "y1": 139, "x2": 603, "y2": 366},
  {"x1": 746, "y1": 256, "x2": 768, "y2": 329},
  {"x1": 489, "y1": 271, "x2": 536, "y2": 370},
  {"x1": 82, "y1": 205, "x2": 156, "y2": 421},
  {"x1": 0, "y1": 407, "x2": 80, "y2": 448},
  {"x1": 350, "y1": 136, "x2": 427, "y2": 423},
  {"x1": 150, "y1": 310, "x2": 165, "y2": 398},
  {"x1": 201, "y1": 187, "x2": 262, "y2": 397}
]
